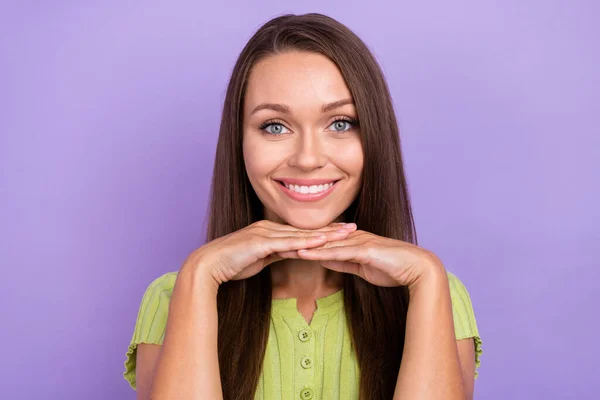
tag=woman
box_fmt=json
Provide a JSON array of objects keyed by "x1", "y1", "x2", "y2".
[{"x1": 124, "y1": 13, "x2": 482, "y2": 400}]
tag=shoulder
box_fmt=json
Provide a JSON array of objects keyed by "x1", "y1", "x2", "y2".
[
  {"x1": 132, "y1": 271, "x2": 179, "y2": 338},
  {"x1": 133, "y1": 272, "x2": 179, "y2": 320},
  {"x1": 446, "y1": 272, "x2": 473, "y2": 307},
  {"x1": 446, "y1": 271, "x2": 483, "y2": 377},
  {"x1": 445, "y1": 271, "x2": 479, "y2": 339},
  {"x1": 140, "y1": 271, "x2": 178, "y2": 300}
]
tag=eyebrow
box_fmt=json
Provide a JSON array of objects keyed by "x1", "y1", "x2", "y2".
[{"x1": 250, "y1": 98, "x2": 354, "y2": 116}]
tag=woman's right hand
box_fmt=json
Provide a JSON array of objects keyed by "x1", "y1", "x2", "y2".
[{"x1": 181, "y1": 220, "x2": 357, "y2": 287}]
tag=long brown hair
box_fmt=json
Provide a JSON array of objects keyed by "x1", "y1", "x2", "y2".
[{"x1": 206, "y1": 13, "x2": 417, "y2": 400}]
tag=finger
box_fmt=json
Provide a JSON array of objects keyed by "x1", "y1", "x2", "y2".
[
  {"x1": 320, "y1": 260, "x2": 362, "y2": 277},
  {"x1": 267, "y1": 234, "x2": 361, "y2": 262},
  {"x1": 264, "y1": 235, "x2": 332, "y2": 254},
  {"x1": 270, "y1": 223, "x2": 357, "y2": 235},
  {"x1": 262, "y1": 252, "x2": 285, "y2": 266},
  {"x1": 296, "y1": 245, "x2": 370, "y2": 264},
  {"x1": 256, "y1": 219, "x2": 323, "y2": 231},
  {"x1": 326, "y1": 222, "x2": 357, "y2": 231},
  {"x1": 308, "y1": 235, "x2": 363, "y2": 250},
  {"x1": 276, "y1": 228, "x2": 351, "y2": 237},
  {"x1": 326, "y1": 222, "x2": 357, "y2": 230},
  {"x1": 275, "y1": 250, "x2": 302, "y2": 259},
  {"x1": 258, "y1": 218, "x2": 355, "y2": 230},
  {"x1": 263, "y1": 249, "x2": 307, "y2": 268},
  {"x1": 262, "y1": 229, "x2": 352, "y2": 243},
  {"x1": 262, "y1": 230, "x2": 333, "y2": 238}
]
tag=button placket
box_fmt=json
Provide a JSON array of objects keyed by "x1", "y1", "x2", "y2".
[{"x1": 295, "y1": 325, "x2": 315, "y2": 400}]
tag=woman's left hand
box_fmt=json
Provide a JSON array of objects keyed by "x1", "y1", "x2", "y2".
[{"x1": 297, "y1": 229, "x2": 444, "y2": 288}]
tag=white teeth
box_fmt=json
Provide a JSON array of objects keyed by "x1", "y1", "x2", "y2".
[{"x1": 284, "y1": 181, "x2": 335, "y2": 194}]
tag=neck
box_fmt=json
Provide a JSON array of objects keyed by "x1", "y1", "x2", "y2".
[
  {"x1": 270, "y1": 258, "x2": 343, "y2": 299},
  {"x1": 262, "y1": 209, "x2": 346, "y2": 299}
]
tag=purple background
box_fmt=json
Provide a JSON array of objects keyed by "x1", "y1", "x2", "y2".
[{"x1": 1, "y1": 1, "x2": 598, "y2": 399}]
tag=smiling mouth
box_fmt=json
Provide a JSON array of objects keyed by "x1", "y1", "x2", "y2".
[{"x1": 276, "y1": 180, "x2": 340, "y2": 194}]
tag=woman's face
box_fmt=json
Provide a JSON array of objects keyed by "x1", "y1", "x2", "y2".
[{"x1": 242, "y1": 51, "x2": 364, "y2": 230}]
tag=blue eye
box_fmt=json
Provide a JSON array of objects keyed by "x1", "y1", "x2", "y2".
[
  {"x1": 260, "y1": 122, "x2": 290, "y2": 135},
  {"x1": 258, "y1": 118, "x2": 358, "y2": 135},
  {"x1": 329, "y1": 119, "x2": 357, "y2": 132}
]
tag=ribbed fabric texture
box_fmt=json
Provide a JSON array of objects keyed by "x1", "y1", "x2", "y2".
[
  {"x1": 256, "y1": 289, "x2": 359, "y2": 399},
  {"x1": 123, "y1": 271, "x2": 482, "y2": 398},
  {"x1": 123, "y1": 272, "x2": 177, "y2": 388}
]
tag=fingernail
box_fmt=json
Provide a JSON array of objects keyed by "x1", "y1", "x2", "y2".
[
  {"x1": 343, "y1": 223, "x2": 356, "y2": 228},
  {"x1": 336, "y1": 228, "x2": 347, "y2": 233}
]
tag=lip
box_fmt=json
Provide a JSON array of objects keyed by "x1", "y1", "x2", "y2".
[
  {"x1": 275, "y1": 177, "x2": 341, "y2": 186},
  {"x1": 275, "y1": 179, "x2": 340, "y2": 202}
]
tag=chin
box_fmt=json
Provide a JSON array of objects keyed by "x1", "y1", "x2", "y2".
[
  {"x1": 287, "y1": 221, "x2": 330, "y2": 230},
  {"x1": 278, "y1": 212, "x2": 341, "y2": 230}
]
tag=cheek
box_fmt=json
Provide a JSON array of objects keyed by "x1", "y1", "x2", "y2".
[
  {"x1": 333, "y1": 139, "x2": 364, "y2": 176},
  {"x1": 242, "y1": 136, "x2": 279, "y2": 181},
  {"x1": 242, "y1": 135, "x2": 259, "y2": 181}
]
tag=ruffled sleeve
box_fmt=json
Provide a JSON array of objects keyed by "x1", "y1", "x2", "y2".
[
  {"x1": 123, "y1": 272, "x2": 178, "y2": 390},
  {"x1": 447, "y1": 272, "x2": 483, "y2": 378}
]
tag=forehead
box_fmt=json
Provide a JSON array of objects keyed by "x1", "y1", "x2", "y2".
[{"x1": 244, "y1": 51, "x2": 353, "y2": 113}]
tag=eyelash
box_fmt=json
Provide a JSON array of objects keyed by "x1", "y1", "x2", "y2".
[{"x1": 258, "y1": 117, "x2": 359, "y2": 136}]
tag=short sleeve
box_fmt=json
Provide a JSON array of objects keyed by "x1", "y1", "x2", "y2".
[
  {"x1": 123, "y1": 272, "x2": 178, "y2": 390},
  {"x1": 447, "y1": 272, "x2": 483, "y2": 378}
]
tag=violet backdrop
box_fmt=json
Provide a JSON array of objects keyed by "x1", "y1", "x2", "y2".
[{"x1": 1, "y1": 1, "x2": 598, "y2": 399}]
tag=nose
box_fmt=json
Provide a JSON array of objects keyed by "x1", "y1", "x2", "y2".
[{"x1": 287, "y1": 131, "x2": 327, "y2": 171}]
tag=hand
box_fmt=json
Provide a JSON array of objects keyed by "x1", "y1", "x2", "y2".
[
  {"x1": 182, "y1": 220, "x2": 358, "y2": 286},
  {"x1": 296, "y1": 229, "x2": 444, "y2": 289}
]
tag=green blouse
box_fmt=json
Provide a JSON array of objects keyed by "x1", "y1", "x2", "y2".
[{"x1": 124, "y1": 271, "x2": 482, "y2": 399}]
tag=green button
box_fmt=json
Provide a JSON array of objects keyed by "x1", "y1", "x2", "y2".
[
  {"x1": 301, "y1": 355, "x2": 313, "y2": 369},
  {"x1": 298, "y1": 329, "x2": 311, "y2": 342},
  {"x1": 300, "y1": 387, "x2": 314, "y2": 400}
]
